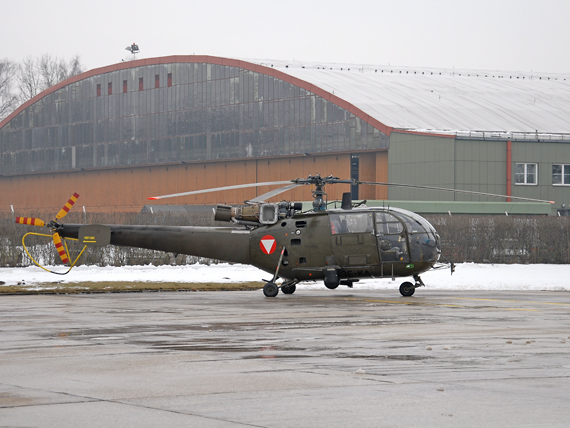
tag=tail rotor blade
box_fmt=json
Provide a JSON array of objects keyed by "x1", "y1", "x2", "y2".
[
  {"x1": 56, "y1": 193, "x2": 80, "y2": 220},
  {"x1": 15, "y1": 217, "x2": 45, "y2": 227},
  {"x1": 52, "y1": 232, "x2": 70, "y2": 265}
]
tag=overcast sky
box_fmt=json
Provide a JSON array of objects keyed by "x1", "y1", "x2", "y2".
[{"x1": 3, "y1": 0, "x2": 569, "y2": 74}]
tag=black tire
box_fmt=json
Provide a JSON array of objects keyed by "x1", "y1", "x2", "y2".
[
  {"x1": 263, "y1": 282, "x2": 279, "y2": 297},
  {"x1": 324, "y1": 282, "x2": 339, "y2": 290},
  {"x1": 281, "y1": 284, "x2": 296, "y2": 294},
  {"x1": 399, "y1": 281, "x2": 415, "y2": 297}
]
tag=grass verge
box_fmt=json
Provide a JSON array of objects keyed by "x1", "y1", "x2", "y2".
[{"x1": 0, "y1": 281, "x2": 265, "y2": 295}]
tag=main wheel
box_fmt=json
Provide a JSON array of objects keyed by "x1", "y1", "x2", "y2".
[
  {"x1": 263, "y1": 282, "x2": 279, "y2": 297},
  {"x1": 281, "y1": 284, "x2": 296, "y2": 294},
  {"x1": 399, "y1": 281, "x2": 415, "y2": 297}
]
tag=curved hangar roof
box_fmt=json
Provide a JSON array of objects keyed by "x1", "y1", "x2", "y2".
[
  {"x1": 249, "y1": 59, "x2": 570, "y2": 136},
  {"x1": 2, "y1": 55, "x2": 569, "y2": 136}
]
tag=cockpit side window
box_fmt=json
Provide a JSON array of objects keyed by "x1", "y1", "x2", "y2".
[
  {"x1": 375, "y1": 212, "x2": 408, "y2": 260},
  {"x1": 330, "y1": 213, "x2": 374, "y2": 235},
  {"x1": 375, "y1": 212, "x2": 404, "y2": 235}
]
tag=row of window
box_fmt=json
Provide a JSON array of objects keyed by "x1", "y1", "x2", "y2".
[
  {"x1": 96, "y1": 73, "x2": 173, "y2": 96},
  {"x1": 515, "y1": 163, "x2": 570, "y2": 185}
]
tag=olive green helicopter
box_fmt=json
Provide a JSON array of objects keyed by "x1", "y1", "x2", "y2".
[{"x1": 15, "y1": 174, "x2": 553, "y2": 297}]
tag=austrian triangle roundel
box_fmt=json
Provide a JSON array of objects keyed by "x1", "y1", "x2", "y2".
[{"x1": 260, "y1": 235, "x2": 277, "y2": 255}]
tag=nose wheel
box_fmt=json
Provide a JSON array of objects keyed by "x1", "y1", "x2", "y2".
[
  {"x1": 399, "y1": 282, "x2": 415, "y2": 297},
  {"x1": 399, "y1": 274, "x2": 425, "y2": 297}
]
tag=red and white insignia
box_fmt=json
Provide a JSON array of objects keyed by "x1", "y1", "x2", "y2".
[{"x1": 260, "y1": 235, "x2": 277, "y2": 255}]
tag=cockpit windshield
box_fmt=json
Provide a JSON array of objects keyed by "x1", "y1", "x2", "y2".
[
  {"x1": 388, "y1": 207, "x2": 440, "y2": 257},
  {"x1": 389, "y1": 207, "x2": 436, "y2": 235}
]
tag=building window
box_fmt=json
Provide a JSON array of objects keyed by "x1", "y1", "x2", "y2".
[
  {"x1": 155, "y1": 74, "x2": 159, "y2": 88},
  {"x1": 167, "y1": 73, "x2": 172, "y2": 87},
  {"x1": 553, "y1": 164, "x2": 570, "y2": 185},
  {"x1": 108, "y1": 82, "x2": 112, "y2": 95},
  {"x1": 139, "y1": 77, "x2": 143, "y2": 91},
  {"x1": 96, "y1": 84, "x2": 101, "y2": 97},
  {"x1": 515, "y1": 163, "x2": 537, "y2": 185},
  {"x1": 123, "y1": 80, "x2": 127, "y2": 93}
]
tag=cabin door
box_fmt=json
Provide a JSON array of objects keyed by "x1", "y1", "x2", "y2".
[
  {"x1": 329, "y1": 212, "x2": 380, "y2": 268},
  {"x1": 374, "y1": 212, "x2": 410, "y2": 263}
]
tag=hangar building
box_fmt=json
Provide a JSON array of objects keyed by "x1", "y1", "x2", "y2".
[{"x1": 1, "y1": 55, "x2": 569, "y2": 215}]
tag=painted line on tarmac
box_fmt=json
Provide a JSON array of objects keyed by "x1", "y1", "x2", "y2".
[
  {"x1": 348, "y1": 298, "x2": 538, "y2": 311},
  {"x1": 349, "y1": 298, "x2": 470, "y2": 308},
  {"x1": 449, "y1": 297, "x2": 570, "y2": 307}
]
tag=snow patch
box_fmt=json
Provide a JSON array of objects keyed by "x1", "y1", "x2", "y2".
[{"x1": 1, "y1": 262, "x2": 569, "y2": 291}]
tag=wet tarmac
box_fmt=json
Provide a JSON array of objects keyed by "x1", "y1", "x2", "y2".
[{"x1": 1, "y1": 289, "x2": 569, "y2": 427}]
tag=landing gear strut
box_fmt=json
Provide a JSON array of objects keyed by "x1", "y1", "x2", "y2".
[
  {"x1": 399, "y1": 274, "x2": 425, "y2": 297},
  {"x1": 263, "y1": 247, "x2": 286, "y2": 298}
]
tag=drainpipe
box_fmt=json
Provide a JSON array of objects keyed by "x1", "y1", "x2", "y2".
[{"x1": 506, "y1": 140, "x2": 512, "y2": 202}]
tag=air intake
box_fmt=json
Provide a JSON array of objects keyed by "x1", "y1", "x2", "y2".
[{"x1": 341, "y1": 192, "x2": 352, "y2": 210}]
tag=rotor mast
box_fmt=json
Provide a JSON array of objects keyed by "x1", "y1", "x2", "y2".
[{"x1": 292, "y1": 174, "x2": 355, "y2": 211}]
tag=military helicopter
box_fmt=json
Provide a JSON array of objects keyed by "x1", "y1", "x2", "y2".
[{"x1": 15, "y1": 174, "x2": 553, "y2": 297}]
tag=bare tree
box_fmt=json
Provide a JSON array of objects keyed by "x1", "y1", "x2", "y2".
[
  {"x1": 16, "y1": 56, "x2": 42, "y2": 102},
  {"x1": 0, "y1": 58, "x2": 19, "y2": 120},
  {"x1": 38, "y1": 54, "x2": 65, "y2": 88},
  {"x1": 16, "y1": 54, "x2": 85, "y2": 103},
  {"x1": 67, "y1": 54, "x2": 83, "y2": 77}
]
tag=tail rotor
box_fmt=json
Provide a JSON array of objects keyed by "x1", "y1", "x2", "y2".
[{"x1": 15, "y1": 193, "x2": 85, "y2": 273}]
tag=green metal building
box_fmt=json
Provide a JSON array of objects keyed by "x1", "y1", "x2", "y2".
[
  {"x1": 387, "y1": 132, "x2": 570, "y2": 215},
  {"x1": 271, "y1": 61, "x2": 570, "y2": 216}
]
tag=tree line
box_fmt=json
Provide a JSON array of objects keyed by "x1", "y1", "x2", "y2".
[{"x1": 0, "y1": 54, "x2": 84, "y2": 121}]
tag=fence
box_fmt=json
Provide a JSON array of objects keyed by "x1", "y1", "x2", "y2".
[{"x1": 426, "y1": 215, "x2": 570, "y2": 264}]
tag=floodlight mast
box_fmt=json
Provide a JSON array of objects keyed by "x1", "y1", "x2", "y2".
[{"x1": 125, "y1": 43, "x2": 140, "y2": 60}]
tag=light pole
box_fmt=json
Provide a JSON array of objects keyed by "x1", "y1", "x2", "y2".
[{"x1": 125, "y1": 43, "x2": 140, "y2": 60}]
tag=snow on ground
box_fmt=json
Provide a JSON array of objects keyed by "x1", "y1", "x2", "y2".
[{"x1": 1, "y1": 263, "x2": 569, "y2": 291}]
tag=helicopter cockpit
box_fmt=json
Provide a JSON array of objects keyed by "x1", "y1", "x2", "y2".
[
  {"x1": 329, "y1": 207, "x2": 440, "y2": 265},
  {"x1": 384, "y1": 207, "x2": 441, "y2": 264}
]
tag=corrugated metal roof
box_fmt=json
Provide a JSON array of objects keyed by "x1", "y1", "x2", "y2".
[{"x1": 249, "y1": 59, "x2": 570, "y2": 135}]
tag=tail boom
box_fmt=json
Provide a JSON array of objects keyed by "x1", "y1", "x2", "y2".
[{"x1": 59, "y1": 224, "x2": 251, "y2": 265}]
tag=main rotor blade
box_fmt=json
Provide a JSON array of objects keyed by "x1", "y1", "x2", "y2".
[
  {"x1": 147, "y1": 181, "x2": 293, "y2": 200},
  {"x1": 247, "y1": 183, "x2": 303, "y2": 203},
  {"x1": 358, "y1": 181, "x2": 555, "y2": 204}
]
